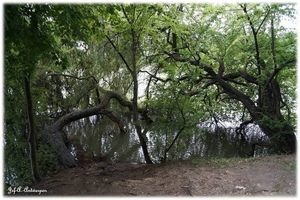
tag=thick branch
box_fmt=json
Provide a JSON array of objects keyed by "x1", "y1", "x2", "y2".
[
  {"x1": 100, "y1": 87, "x2": 133, "y2": 109},
  {"x1": 271, "y1": 17, "x2": 277, "y2": 70},
  {"x1": 48, "y1": 71, "x2": 153, "y2": 132},
  {"x1": 223, "y1": 71, "x2": 258, "y2": 85},
  {"x1": 165, "y1": 49, "x2": 258, "y2": 116},
  {"x1": 51, "y1": 98, "x2": 109, "y2": 131},
  {"x1": 241, "y1": 4, "x2": 264, "y2": 107},
  {"x1": 203, "y1": 66, "x2": 260, "y2": 119},
  {"x1": 50, "y1": 86, "x2": 129, "y2": 130}
]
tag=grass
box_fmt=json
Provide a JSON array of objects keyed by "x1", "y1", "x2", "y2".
[
  {"x1": 192, "y1": 154, "x2": 296, "y2": 170},
  {"x1": 285, "y1": 161, "x2": 296, "y2": 171},
  {"x1": 191, "y1": 156, "x2": 256, "y2": 168}
]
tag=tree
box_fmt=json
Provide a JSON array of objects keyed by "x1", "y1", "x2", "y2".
[
  {"x1": 103, "y1": 4, "x2": 162, "y2": 164},
  {"x1": 4, "y1": 3, "x2": 296, "y2": 183},
  {"x1": 37, "y1": 4, "x2": 159, "y2": 166},
  {"x1": 152, "y1": 3, "x2": 296, "y2": 154},
  {"x1": 4, "y1": 3, "x2": 103, "y2": 181},
  {"x1": 5, "y1": 4, "x2": 49, "y2": 183}
]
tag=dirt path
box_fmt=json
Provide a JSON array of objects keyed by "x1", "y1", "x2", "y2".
[{"x1": 12, "y1": 154, "x2": 296, "y2": 196}]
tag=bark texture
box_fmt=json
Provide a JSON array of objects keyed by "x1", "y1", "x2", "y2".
[{"x1": 25, "y1": 77, "x2": 42, "y2": 182}]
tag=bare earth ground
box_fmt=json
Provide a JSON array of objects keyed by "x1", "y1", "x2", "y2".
[{"x1": 14, "y1": 154, "x2": 296, "y2": 196}]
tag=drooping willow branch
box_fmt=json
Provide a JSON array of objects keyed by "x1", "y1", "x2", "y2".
[
  {"x1": 46, "y1": 72, "x2": 152, "y2": 133},
  {"x1": 46, "y1": 72, "x2": 101, "y2": 106}
]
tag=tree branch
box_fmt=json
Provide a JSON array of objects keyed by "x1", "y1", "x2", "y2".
[
  {"x1": 121, "y1": 5, "x2": 132, "y2": 24},
  {"x1": 46, "y1": 72, "x2": 98, "y2": 83},
  {"x1": 257, "y1": 8, "x2": 270, "y2": 34},
  {"x1": 101, "y1": 109, "x2": 127, "y2": 133},
  {"x1": 223, "y1": 71, "x2": 258, "y2": 85},
  {"x1": 241, "y1": 4, "x2": 263, "y2": 106},
  {"x1": 139, "y1": 70, "x2": 171, "y2": 83},
  {"x1": 235, "y1": 118, "x2": 253, "y2": 141},
  {"x1": 105, "y1": 35, "x2": 133, "y2": 74}
]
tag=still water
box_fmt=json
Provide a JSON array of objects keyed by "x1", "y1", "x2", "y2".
[{"x1": 65, "y1": 115, "x2": 268, "y2": 163}]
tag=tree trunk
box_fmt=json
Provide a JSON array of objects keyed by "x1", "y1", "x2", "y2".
[
  {"x1": 164, "y1": 6, "x2": 297, "y2": 155},
  {"x1": 131, "y1": 25, "x2": 153, "y2": 164},
  {"x1": 132, "y1": 70, "x2": 153, "y2": 164},
  {"x1": 135, "y1": 124, "x2": 153, "y2": 164},
  {"x1": 203, "y1": 66, "x2": 296, "y2": 154},
  {"x1": 24, "y1": 77, "x2": 42, "y2": 182},
  {"x1": 258, "y1": 121, "x2": 296, "y2": 154},
  {"x1": 42, "y1": 106, "x2": 126, "y2": 168},
  {"x1": 255, "y1": 78, "x2": 296, "y2": 154},
  {"x1": 105, "y1": 7, "x2": 154, "y2": 163},
  {"x1": 41, "y1": 86, "x2": 147, "y2": 168},
  {"x1": 242, "y1": 5, "x2": 296, "y2": 154},
  {"x1": 41, "y1": 127, "x2": 77, "y2": 168},
  {"x1": 41, "y1": 106, "x2": 104, "y2": 168}
]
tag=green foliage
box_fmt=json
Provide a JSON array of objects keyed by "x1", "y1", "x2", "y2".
[
  {"x1": 256, "y1": 115, "x2": 286, "y2": 139},
  {"x1": 37, "y1": 143, "x2": 60, "y2": 178},
  {"x1": 4, "y1": 3, "x2": 297, "y2": 183},
  {"x1": 4, "y1": 138, "x2": 60, "y2": 187},
  {"x1": 4, "y1": 4, "x2": 94, "y2": 185},
  {"x1": 145, "y1": 73, "x2": 209, "y2": 159},
  {"x1": 4, "y1": 70, "x2": 31, "y2": 187},
  {"x1": 4, "y1": 139, "x2": 32, "y2": 187}
]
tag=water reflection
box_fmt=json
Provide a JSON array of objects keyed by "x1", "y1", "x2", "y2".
[
  {"x1": 65, "y1": 117, "x2": 268, "y2": 163},
  {"x1": 65, "y1": 115, "x2": 143, "y2": 163}
]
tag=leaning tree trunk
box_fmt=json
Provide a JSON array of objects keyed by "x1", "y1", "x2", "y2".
[
  {"x1": 41, "y1": 108, "x2": 127, "y2": 168},
  {"x1": 241, "y1": 4, "x2": 296, "y2": 154},
  {"x1": 162, "y1": 4, "x2": 296, "y2": 154},
  {"x1": 40, "y1": 106, "x2": 108, "y2": 169},
  {"x1": 255, "y1": 78, "x2": 296, "y2": 154},
  {"x1": 258, "y1": 120, "x2": 296, "y2": 154},
  {"x1": 41, "y1": 87, "x2": 141, "y2": 168},
  {"x1": 41, "y1": 127, "x2": 77, "y2": 168},
  {"x1": 203, "y1": 66, "x2": 296, "y2": 154},
  {"x1": 168, "y1": 53, "x2": 297, "y2": 154}
]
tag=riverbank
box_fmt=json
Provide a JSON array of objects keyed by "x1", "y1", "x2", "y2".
[{"x1": 10, "y1": 154, "x2": 296, "y2": 196}]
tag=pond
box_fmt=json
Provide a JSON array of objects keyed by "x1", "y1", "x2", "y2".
[{"x1": 65, "y1": 115, "x2": 269, "y2": 164}]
